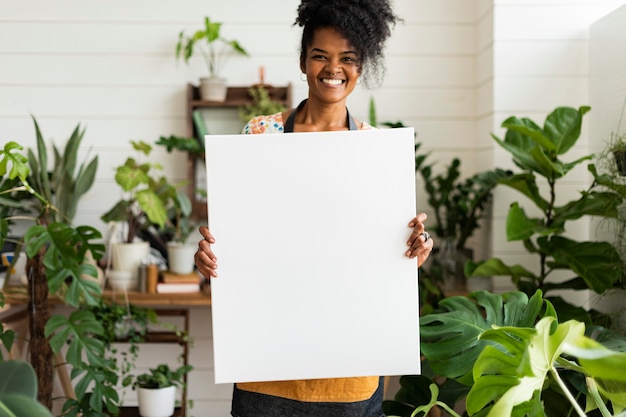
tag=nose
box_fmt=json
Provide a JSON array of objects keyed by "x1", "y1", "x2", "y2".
[{"x1": 326, "y1": 59, "x2": 342, "y2": 75}]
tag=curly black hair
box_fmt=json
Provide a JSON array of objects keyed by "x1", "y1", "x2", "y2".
[{"x1": 295, "y1": 0, "x2": 401, "y2": 89}]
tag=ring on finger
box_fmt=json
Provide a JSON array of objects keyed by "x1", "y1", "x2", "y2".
[{"x1": 420, "y1": 231, "x2": 431, "y2": 242}]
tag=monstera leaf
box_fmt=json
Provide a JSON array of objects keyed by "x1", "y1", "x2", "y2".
[{"x1": 420, "y1": 290, "x2": 553, "y2": 385}]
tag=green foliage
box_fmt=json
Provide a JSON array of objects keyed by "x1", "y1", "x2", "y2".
[
  {"x1": 466, "y1": 106, "x2": 624, "y2": 318},
  {"x1": 239, "y1": 86, "x2": 288, "y2": 124},
  {"x1": 420, "y1": 290, "x2": 553, "y2": 385},
  {"x1": 101, "y1": 140, "x2": 187, "y2": 243},
  {"x1": 0, "y1": 294, "x2": 15, "y2": 362},
  {"x1": 387, "y1": 291, "x2": 626, "y2": 417},
  {"x1": 132, "y1": 363, "x2": 193, "y2": 390},
  {"x1": 27, "y1": 116, "x2": 98, "y2": 223},
  {"x1": 176, "y1": 16, "x2": 249, "y2": 77},
  {"x1": 156, "y1": 134, "x2": 203, "y2": 156},
  {"x1": 420, "y1": 158, "x2": 512, "y2": 250},
  {"x1": 0, "y1": 124, "x2": 113, "y2": 416},
  {"x1": 0, "y1": 361, "x2": 54, "y2": 417}
]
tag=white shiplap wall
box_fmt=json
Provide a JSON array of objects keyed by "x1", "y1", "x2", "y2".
[{"x1": 3, "y1": 0, "x2": 626, "y2": 414}]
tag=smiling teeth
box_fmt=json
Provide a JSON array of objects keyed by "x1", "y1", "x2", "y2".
[{"x1": 322, "y1": 79, "x2": 343, "y2": 85}]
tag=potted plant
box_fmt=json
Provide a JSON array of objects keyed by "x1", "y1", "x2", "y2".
[
  {"x1": 101, "y1": 140, "x2": 183, "y2": 285},
  {"x1": 176, "y1": 16, "x2": 249, "y2": 102},
  {"x1": 384, "y1": 290, "x2": 626, "y2": 417},
  {"x1": 465, "y1": 106, "x2": 625, "y2": 326},
  {"x1": 0, "y1": 120, "x2": 123, "y2": 416},
  {"x1": 154, "y1": 136, "x2": 199, "y2": 274},
  {"x1": 238, "y1": 85, "x2": 288, "y2": 124},
  {"x1": 131, "y1": 363, "x2": 193, "y2": 417}
]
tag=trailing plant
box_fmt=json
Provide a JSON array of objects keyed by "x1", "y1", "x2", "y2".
[
  {"x1": 239, "y1": 86, "x2": 288, "y2": 124},
  {"x1": 465, "y1": 106, "x2": 624, "y2": 323},
  {"x1": 385, "y1": 290, "x2": 626, "y2": 417}
]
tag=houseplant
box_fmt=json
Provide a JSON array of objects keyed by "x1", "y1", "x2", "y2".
[
  {"x1": 0, "y1": 124, "x2": 123, "y2": 416},
  {"x1": 239, "y1": 85, "x2": 288, "y2": 124},
  {"x1": 176, "y1": 16, "x2": 249, "y2": 101},
  {"x1": 465, "y1": 105, "x2": 625, "y2": 325},
  {"x1": 131, "y1": 363, "x2": 193, "y2": 417},
  {"x1": 101, "y1": 140, "x2": 185, "y2": 283},
  {"x1": 0, "y1": 360, "x2": 55, "y2": 417},
  {"x1": 385, "y1": 290, "x2": 626, "y2": 417}
]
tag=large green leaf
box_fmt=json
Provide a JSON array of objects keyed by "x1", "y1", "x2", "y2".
[
  {"x1": 465, "y1": 258, "x2": 539, "y2": 283},
  {"x1": 505, "y1": 203, "x2": 548, "y2": 241},
  {"x1": 543, "y1": 106, "x2": 590, "y2": 155},
  {"x1": 499, "y1": 173, "x2": 549, "y2": 211},
  {"x1": 538, "y1": 236, "x2": 621, "y2": 294},
  {"x1": 466, "y1": 317, "x2": 585, "y2": 417},
  {"x1": 420, "y1": 290, "x2": 549, "y2": 384},
  {"x1": 0, "y1": 361, "x2": 54, "y2": 417}
]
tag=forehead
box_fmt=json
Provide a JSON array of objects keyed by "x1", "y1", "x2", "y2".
[{"x1": 308, "y1": 27, "x2": 356, "y2": 53}]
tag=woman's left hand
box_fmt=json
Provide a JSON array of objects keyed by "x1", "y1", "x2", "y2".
[{"x1": 405, "y1": 212, "x2": 434, "y2": 267}]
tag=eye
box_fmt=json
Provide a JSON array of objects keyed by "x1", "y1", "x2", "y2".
[
  {"x1": 342, "y1": 56, "x2": 359, "y2": 65},
  {"x1": 312, "y1": 54, "x2": 327, "y2": 61}
]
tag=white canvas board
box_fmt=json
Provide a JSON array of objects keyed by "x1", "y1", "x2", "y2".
[{"x1": 205, "y1": 128, "x2": 421, "y2": 384}]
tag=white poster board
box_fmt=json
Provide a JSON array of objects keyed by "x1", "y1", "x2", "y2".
[{"x1": 205, "y1": 128, "x2": 421, "y2": 384}]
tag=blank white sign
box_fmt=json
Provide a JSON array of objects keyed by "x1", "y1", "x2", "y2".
[{"x1": 205, "y1": 128, "x2": 420, "y2": 384}]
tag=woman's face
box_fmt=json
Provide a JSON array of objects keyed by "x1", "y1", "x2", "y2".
[{"x1": 301, "y1": 26, "x2": 361, "y2": 105}]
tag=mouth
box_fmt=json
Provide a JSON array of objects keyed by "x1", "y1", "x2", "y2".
[{"x1": 320, "y1": 78, "x2": 345, "y2": 86}]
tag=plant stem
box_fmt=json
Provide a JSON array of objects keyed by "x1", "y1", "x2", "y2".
[{"x1": 550, "y1": 366, "x2": 587, "y2": 417}]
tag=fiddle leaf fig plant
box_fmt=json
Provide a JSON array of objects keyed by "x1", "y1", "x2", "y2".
[{"x1": 465, "y1": 106, "x2": 624, "y2": 322}]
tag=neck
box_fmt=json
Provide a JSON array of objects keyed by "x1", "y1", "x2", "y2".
[{"x1": 296, "y1": 98, "x2": 349, "y2": 131}]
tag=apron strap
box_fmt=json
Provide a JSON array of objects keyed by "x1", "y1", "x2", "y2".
[{"x1": 284, "y1": 99, "x2": 358, "y2": 132}]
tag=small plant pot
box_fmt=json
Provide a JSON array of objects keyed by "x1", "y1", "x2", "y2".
[
  {"x1": 167, "y1": 242, "x2": 196, "y2": 275},
  {"x1": 200, "y1": 76, "x2": 227, "y2": 101},
  {"x1": 108, "y1": 269, "x2": 133, "y2": 292},
  {"x1": 111, "y1": 241, "x2": 150, "y2": 290},
  {"x1": 137, "y1": 385, "x2": 176, "y2": 417}
]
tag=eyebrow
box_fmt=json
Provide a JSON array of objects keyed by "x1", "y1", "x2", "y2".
[{"x1": 310, "y1": 47, "x2": 358, "y2": 56}]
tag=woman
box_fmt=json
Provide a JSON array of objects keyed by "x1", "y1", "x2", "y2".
[{"x1": 195, "y1": 0, "x2": 434, "y2": 416}]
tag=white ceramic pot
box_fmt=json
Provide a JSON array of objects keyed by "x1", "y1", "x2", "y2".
[
  {"x1": 199, "y1": 76, "x2": 227, "y2": 102},
  {"x1": 111, "y1": 241, "x2": 150, "y2": 291},
  {"x1": 167, "y1": 242, "x2": 197, "y2": 275},
  {"x1": 137, "y1": 385, "x2": 176, "y2": 417},
  {"x1": 108, "y1": 269, "x2": 133, "y2": 292}
]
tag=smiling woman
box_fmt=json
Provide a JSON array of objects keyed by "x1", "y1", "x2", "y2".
[{"x1": 193, "y1": 1, "x2": 434, "y2": 416}]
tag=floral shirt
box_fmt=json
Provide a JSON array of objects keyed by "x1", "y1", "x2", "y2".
[{"x1": 242, "y1": 111, "x2": 373, "y2": 134}]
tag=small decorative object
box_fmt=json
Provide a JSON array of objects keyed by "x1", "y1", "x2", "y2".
[
  {"x1": 176, "y1": 16, "x2": 249, "y2": 101},
  {"x1": 132, "y1": 363, "x2": 193, "y2": 417}
]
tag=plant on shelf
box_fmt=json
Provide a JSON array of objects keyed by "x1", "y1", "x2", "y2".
[
  {"x1": 131, "y1": 363, "x2": 193, "y2": 417},
  {"x1": 239, "y1": 85, "x2": 288, "y2": 124},
  {"x1": 0, "y1": 120, "x2": 125, "y2": 416},
  {"x1": 176, "y1": 16, "x2": 249, "y2": 101},
  {"x1": 156, "y1": 134, "x2": 203, "y2": 157},
  {"x1": 465, "y1": 105, "x2": 625, "y2": 325},
  {"x1": 384, "y1": 290, "x2": 626, "y2": 417}
]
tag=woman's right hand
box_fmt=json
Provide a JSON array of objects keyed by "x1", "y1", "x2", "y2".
[{"x1": 194, "y1": 225, "x2": 218, "y2": 278}]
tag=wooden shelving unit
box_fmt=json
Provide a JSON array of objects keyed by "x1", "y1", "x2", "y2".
[{"x1": 185, "y1": 83, "x2": 293, "y2": 220}]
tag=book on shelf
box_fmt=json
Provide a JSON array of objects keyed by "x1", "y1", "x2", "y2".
[
  {"x1": 160, "y1": 270, "x2": 202, "y2": 284},
  {"x1": 156, "y1": 282, "x2": 200, "y2": 294}
]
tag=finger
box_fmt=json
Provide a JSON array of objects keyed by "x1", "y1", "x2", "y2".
[
  {"x1": 408, "y1": 212, "x2": 428, "y2": 227},
  {"x1": 199, "y1": 225, "x2": 215, "y2": 243},
  {"x1": 194, "y1": 248, "x2": 218, "y2": 277}
]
